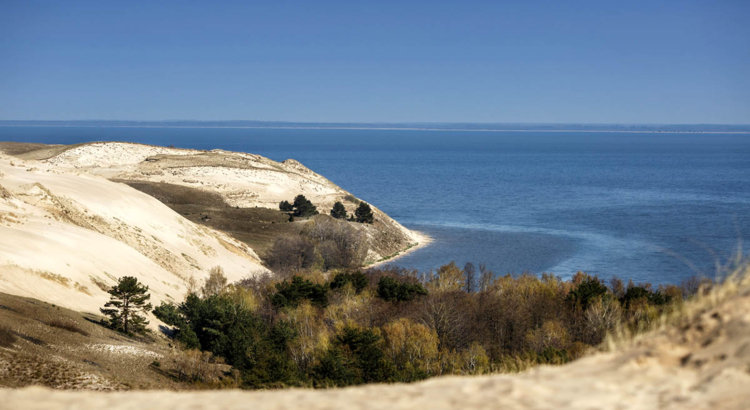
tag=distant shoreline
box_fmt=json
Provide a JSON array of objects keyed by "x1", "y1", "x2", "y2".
[{"x1": 1, "y1": 124, "x2": 749, "y2": 134}]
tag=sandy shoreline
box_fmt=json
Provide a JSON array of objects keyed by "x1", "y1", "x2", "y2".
[{"x1": 366, "y1": 229, "x2": 433, "y2": 269}]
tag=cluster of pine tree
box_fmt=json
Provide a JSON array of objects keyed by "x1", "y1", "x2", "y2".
[
  {"x1": 279, "y1": 195, "x2": 319, "y2": 219},
  {"x1": 280, "y1": 195, "x2": 374, "y2": 224},
  {"x1": 332, "y1": 200, "x2": 374, "y2": 224}
]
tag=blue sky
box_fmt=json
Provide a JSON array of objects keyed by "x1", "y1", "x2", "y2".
[{"x1": 1, "y1": 1, "x2": 748, "y2": 123}]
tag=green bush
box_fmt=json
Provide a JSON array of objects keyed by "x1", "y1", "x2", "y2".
[
  {"x1": 537, "y1": 347, "x2": 571, "y2": 365},
  {"x1": 377, "y1": 276, "x2": 428, "y2": 302},
  {"x1": 354, "y1": 202, "x2": 374, "y2": 224},
  {"x1": 271, "y1": 276, "x2": 329, "y2": 309},
  {"x1": 0, "y1": 325, "x2": 16, "y2": 348},
  {"x1": 330, "y1": 272, "x2": 369, "y2": 294},
  {"x1": 313, "y1": 347, "x2": 357, "y2": 387},
  {"x1": 620, "y1": 286, "x2": 672, "y2": 308},
  {"x1": 330, "y1": 201, "x2": 348, "y2": 219},
  {"x1": 315, "y1": 326, "x2": 391, "y2": 386},
  {"x1": 566, "y1": 277, "x2": 609, "y2": 310},
  {"x1": 279, "y1": 200, "x2": 293, "y2": 212},
  {"x1": 293, "y1": 195, "x2": 318, "y2": 218}
]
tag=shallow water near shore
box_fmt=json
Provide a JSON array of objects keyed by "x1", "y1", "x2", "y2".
[{"x1": 3, "y1": 126, "x2": 749, "y2": 284}]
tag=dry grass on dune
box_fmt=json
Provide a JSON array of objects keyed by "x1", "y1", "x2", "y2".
[
  {"x1": 603, "y1": 258, "x2": 750, "y2": 352},
  {"x1": 118, "y1": 180, "x2": 305, "y2": 254},
  {"x1": 0, "y1": 292, "x2": 177, "y2": 390},
  {"x1": 0, "y1": 141, "x2": 84, "y2": 161}
]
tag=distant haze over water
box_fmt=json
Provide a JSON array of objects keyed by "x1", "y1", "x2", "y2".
[
  {"x1": 2, "y1": 120, "x2": 750, "y2": 133},
  {"x1": 3, "y1": 124, "x2": 749, "y2": 285}
]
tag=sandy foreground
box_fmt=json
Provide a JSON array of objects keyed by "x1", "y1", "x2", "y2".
[{"x1": 3, "y1": 277, "x2": 749, "y2": 410}]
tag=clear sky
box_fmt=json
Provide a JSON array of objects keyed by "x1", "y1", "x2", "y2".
[{"x1": 1, "y1": 1, "x2": 748, "y2": 124}]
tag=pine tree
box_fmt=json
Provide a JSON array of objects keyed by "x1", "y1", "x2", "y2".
[
  {"x1": 355, "y1": 202, "x2": 374, "y2": 224},
  {"x1": 463, "y1": 262, "x2": 476, "y2": 293},
  {"x1": 293, "y1": 194, "x2": 318, "y2": 218},
  {"x1": 100, "y1": 276, "x2": 152, "y2": 334},
  {"x1": 279, "y1": 200, "x2": 293, "y2": 212},
  {"x1": 330, "y1": 201, "x2": 348, "y2": 219}
]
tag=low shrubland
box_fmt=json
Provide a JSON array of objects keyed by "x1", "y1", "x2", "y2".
[
  {"x1": 0, "y1": 325, "x2": 16, "y2": 348},
  {"x1": 263, "y1": 216, "x2": 368, "y2": 274},
  {"x1": 45, "y1": 319, "x2": 90, "y2": 337}
]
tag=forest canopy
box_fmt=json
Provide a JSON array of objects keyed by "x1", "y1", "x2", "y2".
[{"x1": 153, "y1": 261, "x2": 691, "y2": 389}]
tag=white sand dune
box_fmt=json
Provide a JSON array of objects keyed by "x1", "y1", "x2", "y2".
[
  {"x1": 40, "y1": 142, "x2": 425, "y2": 262},
  {"x1": 0, "y1": 153, "x2": 267, "y2": 320}
]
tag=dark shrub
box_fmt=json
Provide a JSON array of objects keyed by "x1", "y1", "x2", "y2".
[
  {"x1": 315, "y1": 326, "x2": 391, "y2": 386},
  {"x1": 330, "y1": 272, "x2": 369, "y2": 294},
  {"x1": 0, "y1": 325, "x2": 16, "y2": 348},
  {"x1": 263, "y1": 236, "x2": 320, "y2": 274},
  {"x1": 313, "y1": 347, "x2": 356, "y2": 387},
  {"x1": 46, "y1": 319, "x2": 90, "y2": 336},
  {"x1": 537, "y1": 347, "x2": 571, "y2": 365},
  {"x1": 377, "y1": 276, "x2": 428, "y2": 302},
  {"x1": 620, "y1": 286, "x2": 672, "y2": 309},
  {"x1": 330, "y1": 201, "x2": 348, "y2": 219},
  {"x1": 153, "y1": 301, "x2": 183, "y2": 327},
  {"x1": 272, "y1": 276, "x2": 329, "y2": 309},
  {"x1": 343, "y1": 194, "x2": 359, "y2": 204},
  {"x1": 279, "y1": 200, "x2": 293, "y2": 212},
  {"x1": 567, "y1": 277, "x2": 609, "y2": 310},
  {"x1": 293, "y1": 195, "x2": 318, "y2": 218},
  {"x1": 301, "y1": 217, "x2": 367, "y2": 270},
  {"x1": 354, "y1": 202, "x2": 374, "y2": 224},
  {"x1": 335, "y1": 326, "x2": 392, "y2": 384}
]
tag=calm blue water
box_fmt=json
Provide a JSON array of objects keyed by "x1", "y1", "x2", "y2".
[{"x1": 3, "y1": 126, "x2": 749, "y2": 285}]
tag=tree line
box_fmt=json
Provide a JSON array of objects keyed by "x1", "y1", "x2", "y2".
[{"x1": 280, "y1": 194, "x2": 374, "y2": 224}]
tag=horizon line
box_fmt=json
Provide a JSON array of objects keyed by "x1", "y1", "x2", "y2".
[
  {"x1": 2, "y1": 123, "x2": 750, "y2": 135},
  {"x1": 2, "y1": 119, "x2": 750, "y2": 127}
]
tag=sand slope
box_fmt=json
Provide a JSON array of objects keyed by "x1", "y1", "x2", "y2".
[{"x1": 0, "y1": 153, "x2": 266, "y2": 319}]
